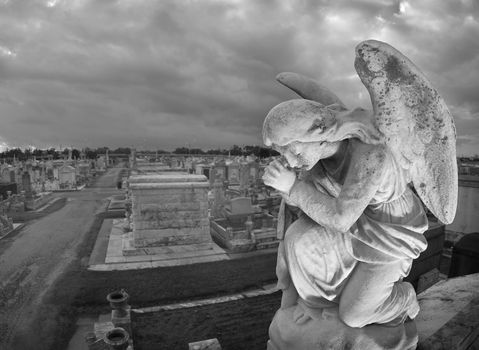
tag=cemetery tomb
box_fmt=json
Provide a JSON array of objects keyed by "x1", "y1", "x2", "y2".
[{"x1": 128, "y1": 173, "x2": 212, "y2": 248}]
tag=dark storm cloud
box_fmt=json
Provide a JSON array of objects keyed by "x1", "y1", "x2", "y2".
[{"x1": 0, "y1": 0, "x2": 478, "y2": 154}]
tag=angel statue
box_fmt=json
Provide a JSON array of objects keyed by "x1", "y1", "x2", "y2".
[{"x1": 262, "y1": 40, "x2": 457, "y2": 350}]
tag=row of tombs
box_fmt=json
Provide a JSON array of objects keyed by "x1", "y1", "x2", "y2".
[
  {"x1": 119, "y1": 169, "x2": 282, "y2": 256},
  {"x1": 111, "y1": 161, "x2": 448, "y2": 289}
]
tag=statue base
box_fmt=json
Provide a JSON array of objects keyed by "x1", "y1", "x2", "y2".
[{"x1": 267, "y1": 302, "x2": 418, "y2": 350}]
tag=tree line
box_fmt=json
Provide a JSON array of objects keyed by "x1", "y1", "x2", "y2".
[
  {"x1": 0, "y1": 145, "x2": 278, "y2": 160},
  {"x1": 171, "y1": 145, "x2": 278, "y2": 158}
]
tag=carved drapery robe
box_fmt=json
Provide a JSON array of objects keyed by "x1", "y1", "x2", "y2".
[{"x1": 276, "y1": 140, "x2": 428, "y2": 308}]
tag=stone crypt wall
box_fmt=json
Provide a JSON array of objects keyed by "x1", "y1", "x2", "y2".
[{"x1": 128, "y1": 174, "x2": 211, "y2": 248}]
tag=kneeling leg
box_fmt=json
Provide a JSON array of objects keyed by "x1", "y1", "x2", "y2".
[{"x1": 339, "y1": 260, "x2": 416, "y2": 328}]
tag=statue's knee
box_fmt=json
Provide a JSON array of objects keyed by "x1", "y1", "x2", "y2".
[
  {"x1": 284, "y1": 228, "x2": 305, "y2": 252},
  {"x1": 289, "y1": 231, "x2": 315, "y2": 260},
  {"x1": 339, "y1": 304, "x2": 368, "y2": 328}
]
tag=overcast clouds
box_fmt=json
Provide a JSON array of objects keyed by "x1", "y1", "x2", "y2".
[{"x1": 0, "y1": 0, "x2": 478, "y2": 155}]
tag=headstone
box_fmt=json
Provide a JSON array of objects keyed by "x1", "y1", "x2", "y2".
[
  {"x1": 22, "y1": 172, "x2": 33, "y2": 200},
  {"x1": 210, "y1": 181, "x2": 226, "y2": 218},
  {"x1": 239, "y1": 163, "x2": 250, "y2": 190},
  {"x1": 1, "y1": 166, "x2": 10, "y2": 183},
  {"x1": 249, "y1": 162, "x2": 259, "y2": 181},
  {"x1": 227, "y1": 162, "x2": 240, "y2": 184},
  {"x1": 229, "y1": 197, "x2": 254, "y2": 216},
  {"x1": 130, "y1": 149, "x2": 137, "y2": 169},
  {"x1": 58, "y1": 164, "x2": 76, "y2": 189}
]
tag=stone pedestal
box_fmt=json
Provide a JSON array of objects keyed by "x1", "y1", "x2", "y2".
[
  {"x1": 268, "y1": 303, "x2": 418, "y2": 350},
  {"x1": 416, "y1": 273, "x2": 479, "y2": 349},
  {"x1": 129, "y1": 174, "x2": 211, "y2": 248}
]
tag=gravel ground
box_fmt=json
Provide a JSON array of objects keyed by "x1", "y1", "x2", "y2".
[{"x1": 0, "y1": 168, "x2": 122, "y2": 350}]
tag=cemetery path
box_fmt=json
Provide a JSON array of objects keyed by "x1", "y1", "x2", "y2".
[{"x1": 0, "y1": 168, "x2": 122, "y2": 350}]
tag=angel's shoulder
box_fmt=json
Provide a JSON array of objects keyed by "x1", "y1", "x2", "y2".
[{"x1": 349, "y1": 139, "x2": 389, "y2": 168}]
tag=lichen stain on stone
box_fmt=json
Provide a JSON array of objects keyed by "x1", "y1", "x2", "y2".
[{"x1": 385, "y1": 56, "x2": 416, "y2": 86}]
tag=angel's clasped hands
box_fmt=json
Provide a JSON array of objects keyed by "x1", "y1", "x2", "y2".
[{"x1": 262, "y1": 159, "x2": 297, "y2": 195}]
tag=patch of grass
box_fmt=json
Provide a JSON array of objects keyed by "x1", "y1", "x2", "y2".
[
  {"x1": 15, "y1": 212, "x2": 106, "y2": 350},
  {"x1": 55, "y1": 249, "x2": 277, "y2": 309},
  {"x1": 12, "y1": 302, "x2": 79, "y2": 350},
  {"x1": 22, "y1": 210, "x2": 277, "y2": 350},
  {"x1": 132, "y1": 292, "x2": 281, "y2": 350}
]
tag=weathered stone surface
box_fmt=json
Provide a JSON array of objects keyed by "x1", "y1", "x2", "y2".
[
  {"x1": 262, "y1": 40, "x2": 458, "y2": 349},
  {"x1": 355, "y1": 40, "x2": 457, "y2": 224},
  {"x1": 129, "y1": 181, "x2": 209, "y2": 190},
  {"x1": 134, "y1": 225, "x2": 210, "y2": 238},
  {"x1": 129, "y1": 174, "x2": 206, "y2": 183},
  {"x1": 131, "y1": 192, "x2": 207, "y2": 205},
  {"x1": 135, "y1": 232, "x2": 211, "y2": 247},
  {"x1": 267, "y1": 304, "x2": 418, "y2": 350},
  {"x1": 416, "y1": 273, "x2": 479, "y2": 348},
  {"x1": 130, "y1": 186, "x2": 209, "y2": 195},
  {"x1": 135, "y1": 202, "x2": 207, "y2": 212},
  {"x1": 133, "y1": 217, "x2": 209, "y2": 230},
  {"x1": 0, "y1": 215, "x2": 13, "y2": 237},
  {"x1": 189, "y1": 338, "x2": 222, "y2": 350},
  {"x1": 128, "y1": 172, "x2": 212, "y2": 249},
  {"x1": 134, "y1": 208, "x2": 206, "y2": 220}
]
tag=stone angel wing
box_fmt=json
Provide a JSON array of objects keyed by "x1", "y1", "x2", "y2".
[
  {"x1": 276, "y1": 72, "x2": 348, "y2": 111},
  {"x1": 354, "y1": 40, "x2": 458, "y2": 224}
]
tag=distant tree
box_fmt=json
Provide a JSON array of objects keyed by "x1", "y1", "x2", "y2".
[
  {"x1": 84, "y1": 147, "x2": 97, "y2": 159},
  {"x1": 96, "y1": 147, "x2": 110, "y2": 154},
  {"x1": 189, "y1": 148, "x2": 205, "y2": 155},
  {"x1": 206, "y1": 148, "x2": 226, "y2": 155},
  {"x1": 4, "y1": 148, "x2": 25, "y2": 160},
  {"x1": 229, "y1": 145, "x2": 243, "y2": 156},
  {"x1": 112, "y1": 147, "x2": 131, "y2": 154},
  {"x1": 258, "y1": 147, "x2": 279, "y2": 158},
  {"x1": 173, "y1": 147, "x2": 189, "y2": 154},
  {"x1": 46, "y1": 148, "x2": 60, "y2": 159},
  {"x1": 32, "y1": 149, "x2": 43, "y2": 157},
  {"x1": 24, "y1": 148, "x2": 32, "y2": 159},
  {"x1": 72, "y1": 149, "x2": 80, "y2": 159}
]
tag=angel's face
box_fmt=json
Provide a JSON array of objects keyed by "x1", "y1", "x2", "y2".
[{"x1": 274, "y1": 140, "x2": 341, "y2": 170}]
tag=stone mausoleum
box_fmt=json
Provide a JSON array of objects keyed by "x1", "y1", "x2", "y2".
[
  {"x1": 127, "y1": 173, "x2": 211, "y2": 248},
  {"x1": 103, "y1": 172, "x2": 228, "y2": 266}
]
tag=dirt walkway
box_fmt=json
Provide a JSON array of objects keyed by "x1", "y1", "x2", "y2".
[{"x1": 0, "y1": 167, "x2": 123, "y2": 350}]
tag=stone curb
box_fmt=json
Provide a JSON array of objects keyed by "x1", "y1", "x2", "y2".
[
  {"x1": 0, "y1": 223, "x2": 26, "y2": 242},
  {"x1": 33, "y1": 197, "x2": 63, "y2": 212},
  {"x1": 132, "y1": 283, "x2": 280, "y2": 314}
]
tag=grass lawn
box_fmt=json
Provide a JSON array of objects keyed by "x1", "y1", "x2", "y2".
[
  {"x1": 133, "y1": 292, "x2": 281, "y2": 350},
  {"x1": 26, "y1": 212, "x2": 277, "y2": 350}
]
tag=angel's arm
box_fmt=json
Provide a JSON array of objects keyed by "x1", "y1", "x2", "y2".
[{"x1": 286, "y1": 143, "x2": 387, "y2": 232}]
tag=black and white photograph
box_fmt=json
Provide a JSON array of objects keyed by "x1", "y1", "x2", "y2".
[{"x1": 0, "y1": 1, "x2": 478, "y2": 349}]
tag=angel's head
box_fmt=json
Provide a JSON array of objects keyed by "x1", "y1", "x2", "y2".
[{"x1": 263, "y1": 99, "x2": 342, "y2": 170}]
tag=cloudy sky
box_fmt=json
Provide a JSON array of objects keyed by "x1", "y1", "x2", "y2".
[{"x1": 0, "y1": 0, "x2": 478, "y2": 155}]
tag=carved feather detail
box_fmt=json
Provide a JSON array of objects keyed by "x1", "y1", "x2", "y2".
[{"x1": 354, "y1": 40, "x2": 458, "y2": 224}]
